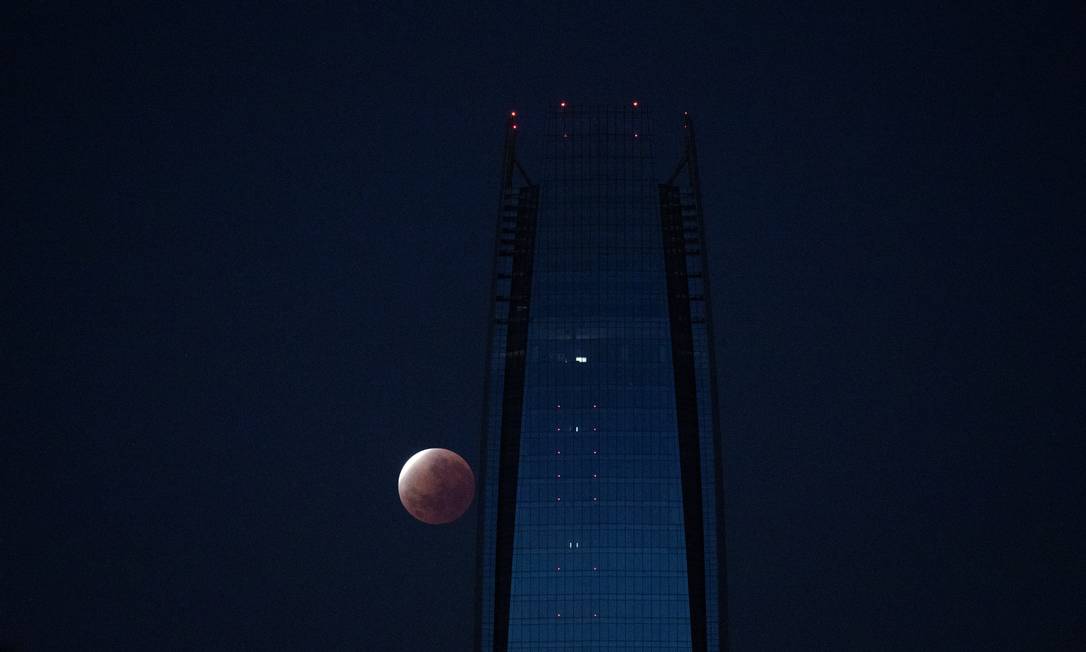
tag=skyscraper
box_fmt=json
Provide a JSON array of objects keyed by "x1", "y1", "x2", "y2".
[{"x1": 474, "y1": 103, "x2": 726, "y2": 651}]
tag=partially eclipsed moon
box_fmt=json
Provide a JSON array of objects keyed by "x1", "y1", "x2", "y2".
[{"x1": 398, "y1": 448, "x2": 475, "y2": 525}]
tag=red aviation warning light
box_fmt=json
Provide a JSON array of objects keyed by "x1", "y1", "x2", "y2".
[
  {"x1": 559, "y1": 101, "x2": 567, "y2": 108},
  {"x1": 631, "y1": 100, "x2": 639, "y2": 108}
]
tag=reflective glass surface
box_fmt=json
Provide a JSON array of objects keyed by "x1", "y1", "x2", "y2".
[{"x1": 477, "y1": 106, "x2": 722, "y2": 651}]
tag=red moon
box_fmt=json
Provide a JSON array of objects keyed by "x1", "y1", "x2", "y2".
[{"x1": 398, "y1": 448, "x2": 475, "y2": 525}]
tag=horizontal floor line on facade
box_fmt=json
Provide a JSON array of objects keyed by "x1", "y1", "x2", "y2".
[
  {"x1": 505, "y1": 613, "x2": 694, "y2": 621},
  {"x1": 493, "y1": 522, "x2": 685, "y2": 530},
  {"x1": 516, "y1": 478, "x2": 688, "y2": 485},
  {"x1": 508, "y1": 549, "x2": 694, "y2": 557},
  {"x1": 502, "y1": 644, "x2": 697, "y2": 650},
  {"x1": 504, "y1": 593, "x2": 693, "y2": 600},
  {"x1": 510, "y1": 498, "x2": 684, "y2": 506}
]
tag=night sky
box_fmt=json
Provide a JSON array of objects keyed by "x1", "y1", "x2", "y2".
[{"x1": 5, "y1": 2, "x2": 1085, "y2": 650}]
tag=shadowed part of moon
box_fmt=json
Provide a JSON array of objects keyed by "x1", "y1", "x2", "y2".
[{"x1": 398, "y1": 448, "x2": 475, "y2": 525}]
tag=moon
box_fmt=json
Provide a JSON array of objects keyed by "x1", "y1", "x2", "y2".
[{"x1": 398, "y1": 448, "x2": 475, "y2": 525}]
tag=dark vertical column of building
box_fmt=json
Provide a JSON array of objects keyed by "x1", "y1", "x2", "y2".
[
  {"x1": 661, "y1": 112, "x2": 729, "y2": 651},
  {"x1": 474, "y1": 115, "x2": 538, "y2": 652},
  {"x1": 660, "y1": 180, "x2": 708, "y2": 651},
  {"x1": 474, "y1": 114, "x2": 513, "y2": 647},
  {"x1": 490, "y1": 117, "x2": 539, "y2": 652},
  {"x1": 684, "y1": 114, "x2": 729, "y2": 651}
]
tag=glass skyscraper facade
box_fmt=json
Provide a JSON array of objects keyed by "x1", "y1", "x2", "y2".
[{"x1": 475, "y1": 104, "x2": 726, "y2": 651}]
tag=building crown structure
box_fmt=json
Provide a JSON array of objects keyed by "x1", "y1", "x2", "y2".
[{"x1": 474, "y1": 103, "x2": 726, "y2": 651}]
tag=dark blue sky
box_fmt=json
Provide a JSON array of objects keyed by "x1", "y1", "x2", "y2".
[{"x1": 5, "y1": 2, "x2": 1084, "y2": 650}]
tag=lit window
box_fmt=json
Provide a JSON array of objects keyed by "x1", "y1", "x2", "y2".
[{"x1": 575, "y1": 356, "x2": 587, "y2": 363}]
